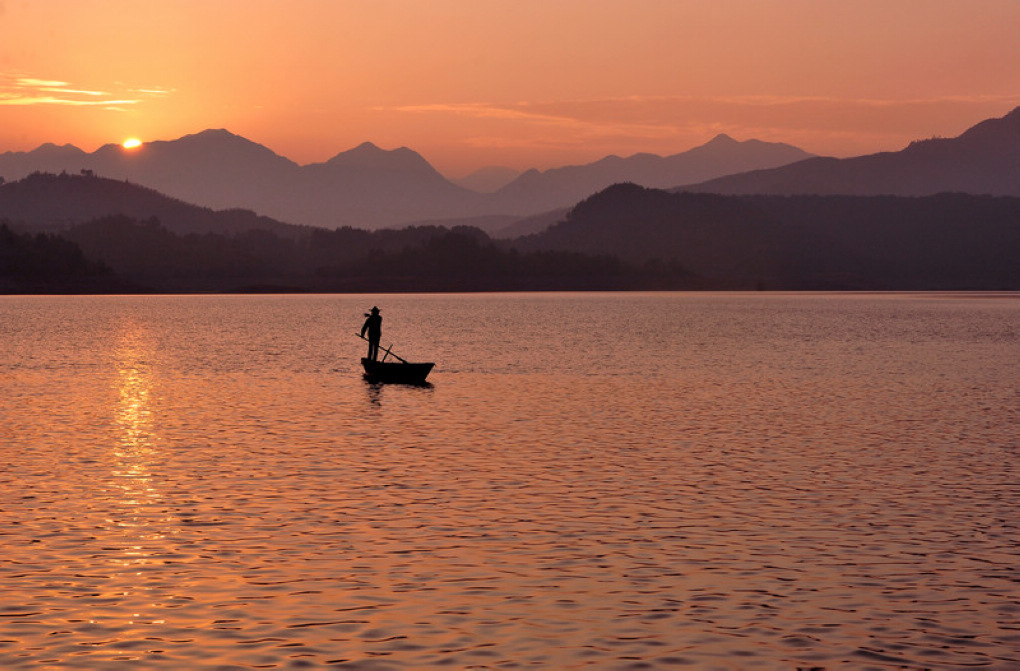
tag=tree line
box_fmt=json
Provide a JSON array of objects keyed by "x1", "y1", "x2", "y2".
[
  {"x1": 0, "y1": 223, "x2": 130, "y2": 293},
  {"x1": 1, "y1": 215, "x2": 700, "y2": 293},
  {"x1": 5, "y1": 185, "x2": 1017, "y2": 293}
]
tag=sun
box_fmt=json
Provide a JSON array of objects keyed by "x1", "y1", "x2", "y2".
[{"x1": 122, "y1": 138, "x2": 143, "y2": 149}]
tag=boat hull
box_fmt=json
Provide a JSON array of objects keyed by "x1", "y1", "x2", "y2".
[{"x1": 361, "y1": 358, "x2": 435, "y2": 384}]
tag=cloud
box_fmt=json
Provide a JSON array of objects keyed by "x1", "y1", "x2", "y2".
[
  {"x1": 383, "y1": 102, "x2": 572, "y2": 126},
  {"x1": 387, "y1": 94, "x2": 1020, "y2": 126},
  {"x1": 0, "y1": 94, "x2": 139, "y2": 107},
  {"x1": 17, "y1": 78, "x2": 70, "y2": 88},
  {"x1": 0, "y1": 73, "x2": 168, "y2": 108},
  {"x1": 382, "y1": 93, "x2": 1020, "y2": 159},
  {"x1": 384, "y1": 100, "x2": 678, "y2": 137}
]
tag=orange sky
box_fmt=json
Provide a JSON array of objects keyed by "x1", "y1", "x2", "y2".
[{"x1": 1, "y1": 0, "x2": 1018, "y2": 177}]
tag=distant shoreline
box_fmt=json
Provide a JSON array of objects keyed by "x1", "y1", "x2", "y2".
[{"x1": 4, "y1": 288, "x2": 1019, "y2": 297}]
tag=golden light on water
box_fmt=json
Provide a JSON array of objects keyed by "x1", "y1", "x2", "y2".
[
  {"x1": 112, "y1": 326, "x2": 160, "y2": 510},
  {"x1": 0, "y1": 295, "x2": 1017, "y2": 667}
]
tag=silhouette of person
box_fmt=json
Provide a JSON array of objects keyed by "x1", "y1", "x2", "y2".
[{"x1": 360, "y1": 306, "x2": 382, "y2": 361}]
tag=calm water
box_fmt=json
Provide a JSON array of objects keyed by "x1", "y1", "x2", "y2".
[{"x1": 1, "y1": 292, "x2": 1017, "y2": 669}]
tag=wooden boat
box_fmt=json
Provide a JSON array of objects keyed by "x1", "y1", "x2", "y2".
[
  {"x1": 356, "y1": 333, "x2": 434, "y2": 384},
  {"x1": 361, "y1": 357, "x2": 434, "y2": 384}
]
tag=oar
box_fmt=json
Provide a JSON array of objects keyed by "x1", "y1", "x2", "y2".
[{"x1": 354, "y1": 334, "x2": 409, "y2": 363}]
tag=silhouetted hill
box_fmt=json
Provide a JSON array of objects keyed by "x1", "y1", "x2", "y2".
[
  {"x1": 289, "y1": 143, "x2": 487, "y2": 228},
  {"x1": 0, "y1": 143, "x2": 88, "y2": 177},
  {"x1": 685, "y1": 107, "x2": 1020, "y2": 196},
  {"x1": 0, "y1": 133, "x2": 487, "y2": 229},
  {"x1": 88, "y1": 129, "x2": 302, "y2": 212},
  {"x1": 0, "y1": 130, "x2": 302, "y2": 215},
  {"x1": 513, "y1": 184, "x2": 785, "y2": 282},
  {"x1": 0, "y1": 172, "x2": 305, "y2": 237},
  {"x1": 0, "y1": 129, "x2": 813, "y2": 229},
  {"x1": 489, "y1": 135, "x2": 813, "y2": 213},
  {"x1": 513, "y1": 183, "x2": 1020, "y2": 289}
]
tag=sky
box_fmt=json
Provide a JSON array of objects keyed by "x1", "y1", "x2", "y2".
[{"x1": 1, "y1": 0, "x2": 1018, "y2": 177}]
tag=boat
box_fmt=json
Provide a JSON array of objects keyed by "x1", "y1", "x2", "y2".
[
  {"x1": 361, "y1": 357, "x2": 434, "y2": 384},
  {"x1": 356, "y1": 333, "x2": 435, "y2": 384}
]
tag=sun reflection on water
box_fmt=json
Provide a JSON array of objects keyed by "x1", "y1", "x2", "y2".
[
  {"x1": 95, "y1": 325, "x2": 180, "y2": 639},
  {"x1": 112, "y1": 326, "x2": 161, "y2": 509},
  {"x1": 107, "y1": 322, "x2": 174, "y2": 601}
]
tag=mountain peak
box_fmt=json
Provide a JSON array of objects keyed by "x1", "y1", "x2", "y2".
[
  {"x1": 178, "y1": 128, "x2": 256, "y2": 146},
  {"x1": 194, "y1": 128, "x2": 236, "y2": 137},
  {"x1": 954, "y1": 105, "x2": 1020, "y2": 143},
  {"x1": 31, "y1": 142, "x2": 87, "y2": 157},
  {"x1": 1002, "y1": 105, "x2": 1020, "y2": 122},
  {"x1": 706, "y1": 133, "x2": 738, "y2": 145},
  {"x1": 325, "y1": 142, "x2": 432, "y2": 172},
  {"x1": 685, "y1": 106, "x2": 1020, "y2": 197},
  {"x1": 148, "y1": 129, "x2": 297, "y2": 169}
]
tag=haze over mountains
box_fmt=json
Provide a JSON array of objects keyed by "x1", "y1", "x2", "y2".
[
  {"x1": 683, "y1": 107, "x2": 1020, "y2": 197},
  {"x1": 0, "y1": 171, "x2": 303, "y2": 236},
  {"x1": 0, "y1": 130, "x2": 813, "y2": 230},
  {"x1": 4, "y1": 106, "x2": 1017, "y2": 235},
  {"x1": 494, "y1": 134, "x2": 812, "y2": 213},
  {"x1": 451, "y1": 166, "x2": 522, "y2": 194},
  {"x1": 2, "y1": 107, "x2": 1018, "y2": 293}
]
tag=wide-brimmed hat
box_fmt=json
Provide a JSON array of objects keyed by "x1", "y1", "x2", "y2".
[{"x1": 370, "y1": 306, "x2": 380, "y2": 313}]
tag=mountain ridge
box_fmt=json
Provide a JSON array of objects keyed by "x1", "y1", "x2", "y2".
[
  {"x1": 0, "y1": 130, "x2": 816, "y2": 229},
  {"x1": 487, "y1": 135, "x2": 814, "y2": 213},
  {"x1": 683, "y1": 106, "x2": 1020, "y2": 197},
  {"x1": 3, "y1": 107, "x2": 1017, "y2": 228}
]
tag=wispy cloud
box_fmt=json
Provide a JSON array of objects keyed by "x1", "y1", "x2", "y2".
[
  {"x1": 382, "y1": 94, "x2": 1020, "y2": 159},
  {"x1": 0, "y1": 95, "x2": 138, "y2": 107},
  {"x1": 0, "y1": 74, "x2": 168, "y2": 108},
  {"x1": 383, "y1": 101, "x2": 683, "y2": 139},
  {"x1": 384, "y1": 102, "x2": 574, "y2": 126},
  {"x1": 386, "y1": 94, "x2": 1020, "y2": 124},
  {"x1": 16, "y1": 78, "x2": 70, "y2": 88}
]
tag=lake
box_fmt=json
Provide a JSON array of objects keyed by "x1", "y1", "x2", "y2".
[{"x1": 1, "y1": 292, "x2": 1017, "y2": 669}]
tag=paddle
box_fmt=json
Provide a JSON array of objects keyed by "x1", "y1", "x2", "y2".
[{"x1": 355, "y1": 333, "x2": 409, "y2": 364}]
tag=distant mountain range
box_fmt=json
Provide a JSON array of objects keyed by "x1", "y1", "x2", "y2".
[
  {"x1": 684, "y1": 106, "x2": 1020, "y2": 197},
  {"x1": 0, "y1": 132, "x2": 487, "y2": 230},
  {"x1": 489, "y1": 134, "x2": 813, "y2": 213},
  {"x1": 0, "y1": 129, "x2": 813, "y2": 230}
]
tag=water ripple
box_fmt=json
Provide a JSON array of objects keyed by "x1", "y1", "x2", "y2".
[{"x1": 1, "y1": 293, "x2": 1017, "y2": 668}]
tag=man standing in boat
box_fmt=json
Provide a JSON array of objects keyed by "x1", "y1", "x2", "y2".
[{"x1": 360, "y1": 306, "x2": 382, "y2": 361}]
